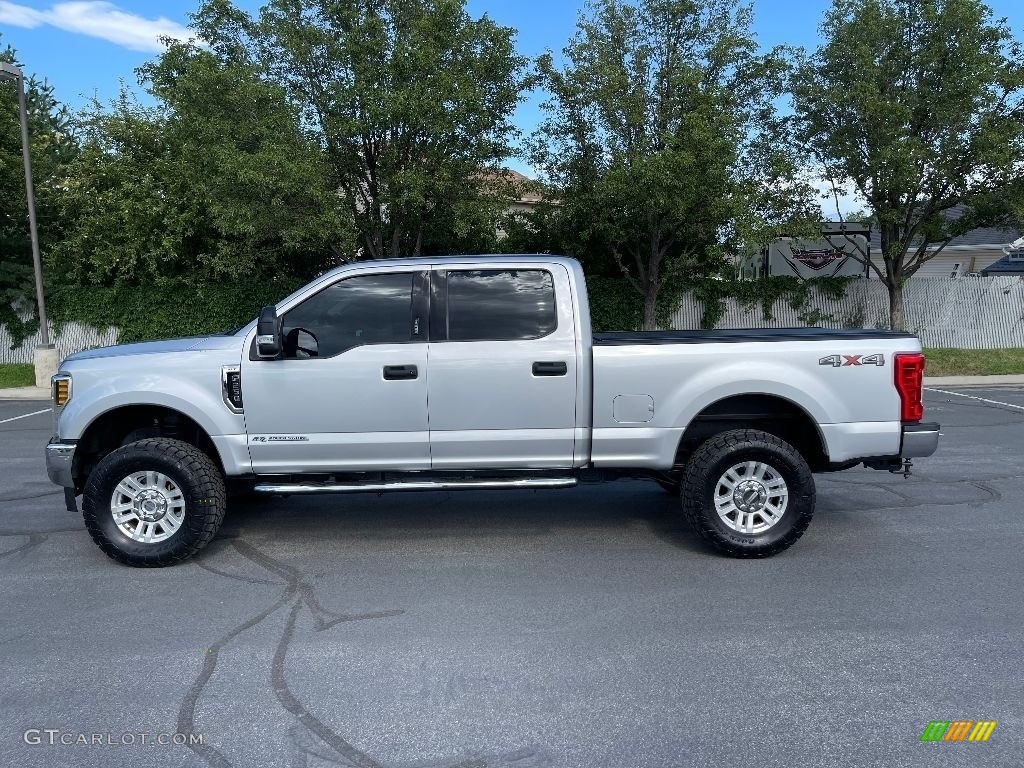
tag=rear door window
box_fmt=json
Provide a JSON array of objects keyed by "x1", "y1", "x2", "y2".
[{"x1": 445, "y1": 270, "x2": 556, "y2": 341}]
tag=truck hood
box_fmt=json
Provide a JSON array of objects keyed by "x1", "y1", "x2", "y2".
[{"x1": 63, "y1": 334, "x2": 242, "y2": 363}]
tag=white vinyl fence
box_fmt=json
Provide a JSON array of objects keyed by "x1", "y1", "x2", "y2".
[
  {"x1": 0, "y1": 318, "x2": 118, "y2": 365},
  {"x1": 2, "y1": 276, "x2": 1022, "y2": 362},
  {"x1": 669, "y1": 276, "x2": 1024, "y2": 349}
]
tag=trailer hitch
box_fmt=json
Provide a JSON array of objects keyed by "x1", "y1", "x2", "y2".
[
  {"x1": 864, "y1": 457, "x2": 913, "y2": 477},
  {"x1": 891, "y1": 458, "x2": 913, "y2": 478}
]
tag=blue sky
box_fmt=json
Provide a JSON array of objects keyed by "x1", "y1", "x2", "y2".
[{"x1": 4, "y1": 0, "x2": 1024, "y2": 153}]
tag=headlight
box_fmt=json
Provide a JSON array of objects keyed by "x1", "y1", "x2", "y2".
[{"x1": 51, "y1": 373, "x2": 72, "y2": 407}]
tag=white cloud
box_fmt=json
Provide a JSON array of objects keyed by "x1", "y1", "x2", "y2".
[{"x1": 0, "y1": 1, "x2": 194, "y2": 52}]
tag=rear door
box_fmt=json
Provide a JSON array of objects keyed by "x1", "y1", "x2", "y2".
[{"x1": 427, "y1": 265, "x2": 578, "y2": 468}]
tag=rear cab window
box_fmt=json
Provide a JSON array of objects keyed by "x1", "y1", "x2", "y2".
[{"x1": 444, "y1": 269, "x2": 557, "y2": 341}]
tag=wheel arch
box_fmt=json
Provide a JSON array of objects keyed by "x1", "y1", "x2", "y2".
[
  {"x1": 673, "y1": 393, "x2": 830, "y2": 471},
  {"x1": 72, "y1": 404, "x2": 225, "y2": 491}
]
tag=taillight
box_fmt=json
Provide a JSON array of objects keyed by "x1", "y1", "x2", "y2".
[{"x1": 894, "y1": 353, "x2": 925, "y2": 422}]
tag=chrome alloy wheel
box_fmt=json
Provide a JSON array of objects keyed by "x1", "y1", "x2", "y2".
[
  {"x1": 110, "y1": 471, "x2": 186, "y2": 544},
  {"x1": 713, "y1": 460, "x2": 789, "y2": 534}
]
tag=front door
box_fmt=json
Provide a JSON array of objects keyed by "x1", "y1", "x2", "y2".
[
  {"x1": 427, "y1": 266, "x2": 579, "y2": 469},
  {"x1": 242, "y1": 270, "x2": 430, "y2": 474}
]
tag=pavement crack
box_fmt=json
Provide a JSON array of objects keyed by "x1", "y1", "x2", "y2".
[
  {"x1": 0, "y1": 532, "x2": 46, "y2": 560},
  {"x1": 0, "y1": 490, "x2": 64, "y2": 503},
  {"x1": 0, "y1": 526, "x2": 81, "y2": 536},
  {"x1": 272, "y1": 601, "x2": 385, "y2": 768},
  {"x1": 180, "y1": 539, "x2": 403, "y2": 767}
]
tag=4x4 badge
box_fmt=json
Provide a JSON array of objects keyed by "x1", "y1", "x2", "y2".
[{"x1": 819, "y1": 354, "x2": 885, "y2": 367}]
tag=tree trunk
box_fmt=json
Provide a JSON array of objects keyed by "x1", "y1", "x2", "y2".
[
  {"x1": 642, "y1": 285, "x2": 658, "y2": 331},
  {"x1": 887, "y1": 280, "x2": 905, "y2": 332},
  {"x1": 878, "y1": 222, "x2": 906, "y2": 331}
]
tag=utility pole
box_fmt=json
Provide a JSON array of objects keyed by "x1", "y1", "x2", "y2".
[{"x1": 0, "y1": 61, "x2": 56, "y2": 387}]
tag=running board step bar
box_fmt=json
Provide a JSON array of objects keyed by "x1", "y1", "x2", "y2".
[{"x1": 253, "y1": 477, "x2": 577, "y2": 494}]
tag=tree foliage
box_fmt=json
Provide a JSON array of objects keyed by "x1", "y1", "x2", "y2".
[
  {"x1": 193, "y1": 0, "x2": 529, "y2": 259},
  {"x1": 791, "y1": 0, "x2": 1024, "y2": 330},
  {"x1": 531, "y1": 0, "x2": 817, "y2": 330},
  {"x1": 55, "y1": 41, "x2": 350, "y2": 294}
]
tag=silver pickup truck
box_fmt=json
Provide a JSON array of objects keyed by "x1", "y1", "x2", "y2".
[{"x1": 45, "y1": 255, "x2": 938, "y2": 566}]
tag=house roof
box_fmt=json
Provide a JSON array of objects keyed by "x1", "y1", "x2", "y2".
[
  {"x1": 981, "y1": 254, "x2": 1024, "y2": 275},
  {"x1": 478, "y1": 168, "x2": 546, "y2": 204},
  {"x1": 865, "y1": 205, "x2": 1023, "y2": 252}
]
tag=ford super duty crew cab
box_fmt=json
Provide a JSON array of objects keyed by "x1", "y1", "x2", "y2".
[{"x1": 44, "y1": 255, "x2": 939, "y2": 567}]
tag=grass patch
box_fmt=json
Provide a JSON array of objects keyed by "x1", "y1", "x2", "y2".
[
  {"x1": 0, "y1": 363, "x2": 35, "y2": 389},
  {"x1": 924, "y1": 348, "x2": 1024, "y2": 377}
]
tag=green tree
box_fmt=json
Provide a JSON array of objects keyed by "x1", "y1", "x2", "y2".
[
  {"x1": 0, "y1": 36, "x2": 76, "y2": 346},
  {"x1": 791, "y1": 0, "x2": 1024, "y2": 330},
  {"x1": 532, "y1": 0, "x2": 813, "y2": 330},
  {"x1": 193, "y1": 0, "x2": 529, "y2": 259},
  {"x1": 56, "y1": 40, "x2": 350, "y2": 299}
]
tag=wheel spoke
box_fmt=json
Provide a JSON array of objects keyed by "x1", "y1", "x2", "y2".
[
  {"x1": 114, "y1": 477, "x2": 141, "y2": 499},
  {"x1": 113, "y1": 510, "x2": 139, "y2": 526}
]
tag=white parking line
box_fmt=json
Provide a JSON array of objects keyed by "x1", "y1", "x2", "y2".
[
  {"x1": 0, "y1": 408, "x2": 52, "y2": 425},
  {"x1": 925, "y1": 387, "x2": 1024, "y2": 411}
]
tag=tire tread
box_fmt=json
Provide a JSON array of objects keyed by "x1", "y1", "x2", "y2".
[
  {"x1": 679, "y1": 428, "x2": 814, "y2": 558},
  {"x1": 82, "y1": 438, "x2": 226, "y2": 567}
]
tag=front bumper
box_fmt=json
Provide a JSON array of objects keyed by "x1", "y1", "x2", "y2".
[
  {"x1": 900, "y1": 422, "x2": 940, "y2": 458},
  {"x1": 45, "y1": 438, "x2": 76, "y2": 488}
]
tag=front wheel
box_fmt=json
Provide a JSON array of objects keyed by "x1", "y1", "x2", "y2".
[
  {"x1": 679, "y1": 429, "x2": 815, "y2": 558},
  {"x1": 82, "y1": 438, "x2": 227, "y2": 567}
]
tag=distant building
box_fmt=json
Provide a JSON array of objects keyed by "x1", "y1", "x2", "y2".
[
  {"x1": 748, "y1": 207, "x2": 1022, "y2": 280},
  {"x1": 981, "y1": 240, "x2": 1024, "y2": 276},
  {"x1": 866, "y1": 207, "x2": 1022, "y2": 278},
  {"x1": 760, "y1": 222, "x2": 872, "y2": 279}
]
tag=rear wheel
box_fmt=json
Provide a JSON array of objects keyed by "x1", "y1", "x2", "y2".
[
  {"x1": 82, "y1": 438, "x2": 227, "y2": 567},
  {"x1": 679, "y1": 429, "x2": 814, "y2": 557}
]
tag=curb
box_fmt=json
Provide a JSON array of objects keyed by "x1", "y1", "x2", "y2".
[
  {"x1": 0, "y1": 386, "x2": 50, "y2": 400},
  {"x1": 923, "y1": 374, "x2": 1024, "y2": 387}
]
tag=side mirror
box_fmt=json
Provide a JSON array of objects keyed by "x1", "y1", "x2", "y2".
[
  {"x1": 284, "y1": 327, "x2": 319, "y2": 359},
  {"x1": 256, "y1": 306, "x2": 282, "y2": 359}
]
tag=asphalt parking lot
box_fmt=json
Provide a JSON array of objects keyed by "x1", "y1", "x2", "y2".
[{"x1": 1, "y1": 388, "x2": 1022, "y2": 768}]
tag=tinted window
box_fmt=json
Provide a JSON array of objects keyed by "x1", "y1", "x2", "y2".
[
  {"x1": 446, "y1": 270, "x2": 556, "y2": 341},
  {"x1": 282, "y1": 273, "x2": 413, "y2": 357}
]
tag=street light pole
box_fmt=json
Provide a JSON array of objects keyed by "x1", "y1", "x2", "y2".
[{"x1": 1, "y1": 61, "x2": 55, "y2": 387}]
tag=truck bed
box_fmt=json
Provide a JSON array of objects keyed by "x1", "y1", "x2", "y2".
[{"x1": 593, "y1": 328, "x2": 917, "y2": 345}]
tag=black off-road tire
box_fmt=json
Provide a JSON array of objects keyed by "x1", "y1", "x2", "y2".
[
  {"x1": 82, "y1": 438, "x2": 227, "y2": 567},
  {"x1": 680, "y1": 429, "x2": 815, "y2": 558}
]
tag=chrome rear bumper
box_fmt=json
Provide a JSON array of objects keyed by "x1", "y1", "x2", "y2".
[{"x1": 900, "y1": 422, "x2": 940, "y2": 458}]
